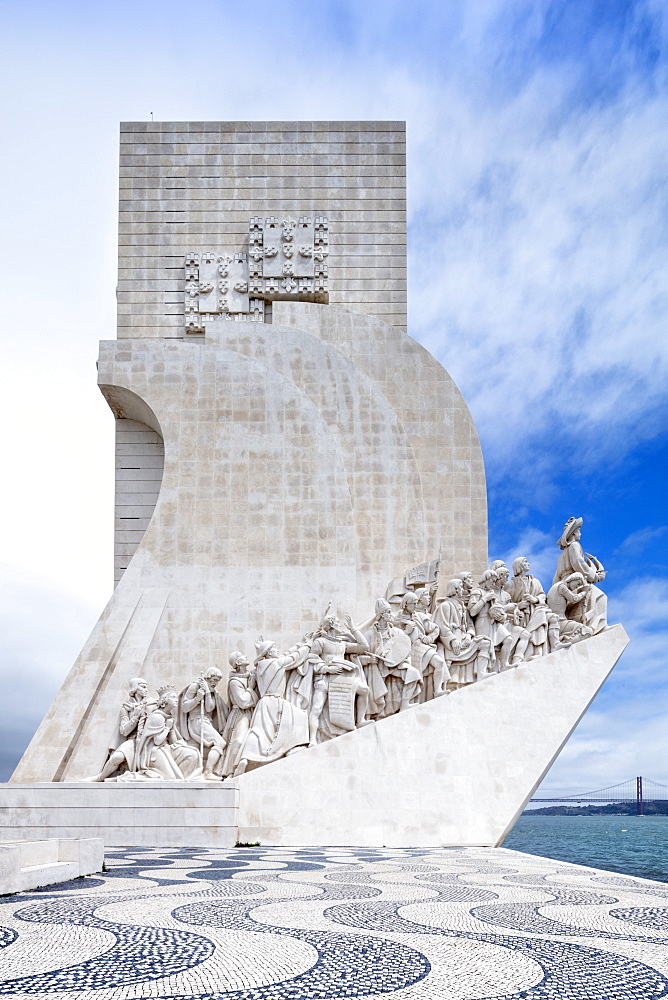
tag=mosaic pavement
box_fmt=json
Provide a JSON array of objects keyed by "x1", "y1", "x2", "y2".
[{"x1": 3, "y1": 846, "x2": 668, "y2": 998}]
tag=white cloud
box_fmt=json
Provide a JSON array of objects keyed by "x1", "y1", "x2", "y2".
[
  {"x1": 0, "y1": 562, "x2": 103, "y2": 779},
  {"x1": 615, "y1": 526, "x2": 668, "y2": 556},
  {"x1": 535, "y1": 574, "x2": 668, "y2": 795},
  {"x1": 409, "y1": 77, "x2": 668, "y2": 479}
]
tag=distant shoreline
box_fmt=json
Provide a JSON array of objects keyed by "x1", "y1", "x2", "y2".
[{"x1": 524, "y1": 802, "x2": 668, "y2": 816}]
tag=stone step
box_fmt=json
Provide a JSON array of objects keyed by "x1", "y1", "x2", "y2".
[{"x1": 20, "y1": 860, "x2": 80, "y2": 891}]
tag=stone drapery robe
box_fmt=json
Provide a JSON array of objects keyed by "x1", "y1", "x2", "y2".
[
  {"x1": 113, "y1": 705, "x2": 201, "y2": 782},
  {"x1": 308, "y1": 629, "x2": 369, "y2": 740},
  {"x1": 107, "y1": 694, "x2": 154, "y2": 773},
  {"x1": 468, "y1": 588, "x2": 511, "y2": 670},
  {"x1": 177, "y1": 683, "x2": 228, "y2": 753},
  {"x1": 396, "y1": 610, "x2": 446, "y2": 701},
  {"x1": 221, "y1": 672, "x2": 258, "y2": 776},
  {"x1": 433, "y1": 597, "x2": 490, "y2": 684},
  {"x1": 241, "y1": 648, "x2": 310, "y2": 764},
  {"x1": 504, "y1": 572, "x2": 552, "y2": 657},
  {"x1": 362, "y1": 620, "x2": 419, "y2": 717}
]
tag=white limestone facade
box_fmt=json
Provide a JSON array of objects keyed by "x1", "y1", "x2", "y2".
[{"x1": 6, "y1": 119, "x2": 624, "y2": 855}]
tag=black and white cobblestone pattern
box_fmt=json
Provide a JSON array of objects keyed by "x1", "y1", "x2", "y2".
[{"x1": 1, "y1": 846, "x2": 668, "y2": 998}]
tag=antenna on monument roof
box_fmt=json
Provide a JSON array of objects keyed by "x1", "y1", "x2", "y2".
[{"x1": 150, "y1": 112, "x2": 154, "y2": 121}]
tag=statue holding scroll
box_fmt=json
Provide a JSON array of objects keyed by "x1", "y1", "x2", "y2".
[{"x1": 307, "y1": 610, "x2": 370, "y2": 744}]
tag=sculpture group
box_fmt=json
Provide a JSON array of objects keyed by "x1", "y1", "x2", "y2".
[{"x1": 91, "y1": 516, "x2": 608, "y2": 783}]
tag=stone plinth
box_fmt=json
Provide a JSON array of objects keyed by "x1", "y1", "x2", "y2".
[
  {"x1": 0, "y1": 838, "x2": 103, "y2": 893},
  {"x1": 0, "y1": 783, "x2": 238, "y2": 849}
]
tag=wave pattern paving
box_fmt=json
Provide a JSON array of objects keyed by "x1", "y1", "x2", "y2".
[{"x1": 0, "y1": 845, "x2": 668, "y2": 998}]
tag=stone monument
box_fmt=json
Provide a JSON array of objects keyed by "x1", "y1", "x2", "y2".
[{"x1": 1, "y1": 121, "x2": 628, "y2": 847}]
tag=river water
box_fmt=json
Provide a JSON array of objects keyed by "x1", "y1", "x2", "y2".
[{"x1": 504, "y1": 814, "x2": 668, "y2": 883}]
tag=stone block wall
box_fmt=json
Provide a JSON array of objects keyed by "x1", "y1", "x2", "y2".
[{"x1": 118, "y1": 120, "x2": 407, "y2": 337}]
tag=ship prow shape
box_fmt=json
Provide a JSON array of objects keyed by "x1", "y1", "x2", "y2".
[{"x1": 235, "y1": 625, "x2": 629, "y2": 847}]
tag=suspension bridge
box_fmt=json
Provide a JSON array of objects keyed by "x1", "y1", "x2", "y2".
[{"x1": 530, "y1": 777, "x2": 668, "y2": 815}]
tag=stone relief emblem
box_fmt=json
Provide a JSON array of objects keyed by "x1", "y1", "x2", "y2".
[
  {"x1": 183, "y1": 215, "x2": 329, "y2": 332},
  {"x1": 89, "y1": 517, "x2": 609, "y2": 784}
]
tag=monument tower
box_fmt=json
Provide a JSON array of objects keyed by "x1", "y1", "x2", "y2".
[{"x1": 5, "y1": 122, "x2": 627, "y2": 848}]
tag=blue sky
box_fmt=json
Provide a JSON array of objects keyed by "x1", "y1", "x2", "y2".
[{"x1": 0, "y1": 0, "x2": 666, "y2": 793}]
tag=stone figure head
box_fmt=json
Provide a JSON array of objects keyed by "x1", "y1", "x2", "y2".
[
  {"x1": 317, "y1": 599, "x2": 341, "y2": 634},
  {"x1": 254, "y1": 638, "x2": 276, "y2": 663},
  {"x1": 558, "y1": 516, "x2": 583, "y2": 548},
  {"x1": 457, "y1": 571, "x2": 472, "y2": 589},
  {"x1": 478, "y1": 569, "x2": 496, "y2": 588},
  {"x1": 489, "y1": 560, "x2": 509, "y2": 585},
  {"x1": 229, "y1": 650, "x2": 250, "y2": 671},
  {"x1": 374, "y1": 598, "x2": 393, "y2": 622},
  {"x1": 415, "y1": 588, "x2": 432, "y2": 611},
  {"x1": 128, "y1": 677, "x2": 148, "y2": 699},
  {"x1": 564, "y1": 572, "x2": 587, "y2": 592},
  {"x1": 320, "y1": 612, "x2": 341, "y2": 633},
  {"x1": 203, "y1": 667, "x2": 223, "y2": 688},
  {"x1": 156, "y1": 685, "x2": 177, "y2": 710},
  {"x1": 446, "y1": 578, "x2": 464, "y2": 598},
  {"x1": 513, "y1": 556, "x2": 530, "y2": 577},
  {"x1": 401, "y1": 592, "x2": 418, "y2": 614}
]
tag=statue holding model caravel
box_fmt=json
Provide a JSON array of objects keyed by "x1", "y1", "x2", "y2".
[{"x1": 91, "y1": 515, "x2": 608, "y2": 783}]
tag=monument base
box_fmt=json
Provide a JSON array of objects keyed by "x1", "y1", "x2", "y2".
[
  {"x1": 0, "y1": 782, "x2": 238, "y2": 848},
  {"x1": 0, "y1": 628, "x2": 627, "y2": 848},
  {"x1": 236, "y1": 625, "x2": 629, "y2": 847}
]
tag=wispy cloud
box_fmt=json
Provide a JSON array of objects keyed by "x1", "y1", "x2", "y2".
[
  {"x1": 615, "y1": 526, "x2": 667, "y2": 556},
  {"x1": 537, "y1": 573, "x2": 668, "y2": 793},
  {"x1": 409, "y1": 65, "x2": 668, "y2": 491}
]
